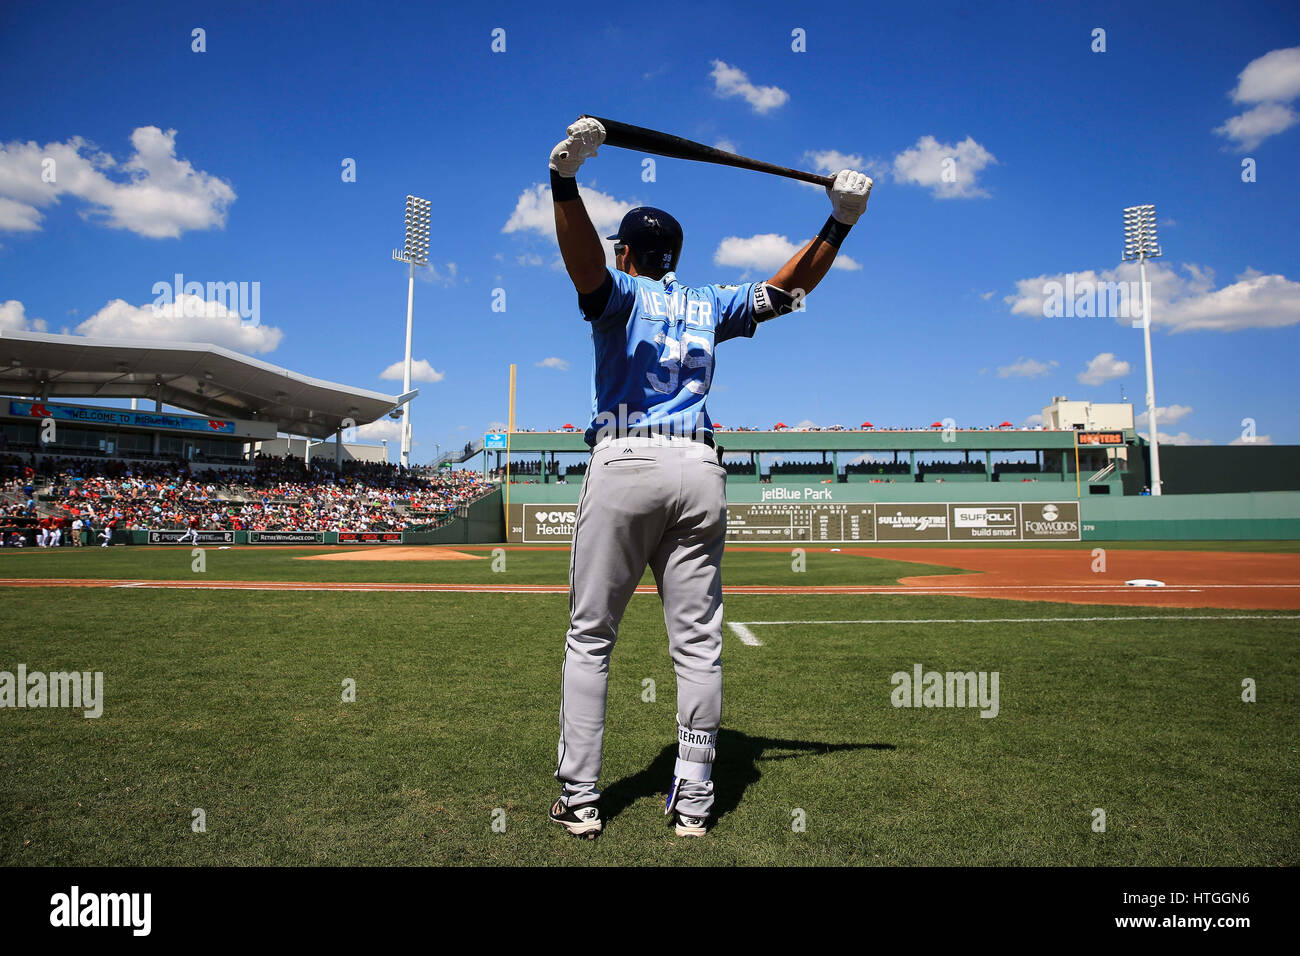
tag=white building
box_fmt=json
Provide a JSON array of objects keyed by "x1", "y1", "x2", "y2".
[{"x1": 1041, "y1": 396, "x2": 1135, "y2": 432}]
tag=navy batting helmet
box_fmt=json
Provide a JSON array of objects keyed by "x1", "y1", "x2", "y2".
[{"x1": 607, "y1": 206, "x2": 683, "y2": 276}]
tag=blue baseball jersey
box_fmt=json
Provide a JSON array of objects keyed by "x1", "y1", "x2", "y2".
[{"x1": 581, "y1": 269, "x2": 759, "y2": 446}]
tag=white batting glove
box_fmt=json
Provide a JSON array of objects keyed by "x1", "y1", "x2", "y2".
[
  {"x1": 549, "y1": 117, "x2": 606, "y2": 178},
  {"x1": 826, "y1": 169, "x2": 873, "y2": 225}
]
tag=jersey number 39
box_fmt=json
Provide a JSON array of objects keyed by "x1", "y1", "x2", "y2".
[{"x1": 647, "y1": 330, "x2": 713, "y2": 395}]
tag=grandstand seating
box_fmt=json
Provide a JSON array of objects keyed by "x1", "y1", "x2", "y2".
[{"x1": 0, "y1": 453, "x2": 493, "y2": 537}]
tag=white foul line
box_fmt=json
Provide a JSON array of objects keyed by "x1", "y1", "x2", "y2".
[
  {"x1": 727, "y1": 622, "x2": 764, "y2": 646},
  {"x1": 734, "y1": 614, "x2": 1300, "y2": 627}
]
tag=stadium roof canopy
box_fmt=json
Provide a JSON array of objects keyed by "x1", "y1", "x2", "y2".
[{"x1": 0, "y1": 329, "x2": 412, "y2": 440}]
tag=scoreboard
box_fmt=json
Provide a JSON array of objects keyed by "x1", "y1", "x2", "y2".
[{"x1": 724, "y1": 503, "x2": 876, "y2": 542}]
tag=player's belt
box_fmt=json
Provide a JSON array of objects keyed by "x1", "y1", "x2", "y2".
[{"x1": 592, "y1": 432, "x2": 714, "y2": 451}]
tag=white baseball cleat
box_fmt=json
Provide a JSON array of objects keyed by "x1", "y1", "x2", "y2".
[{"x1": 673, "y1": 812, "x2": 708, "y2": 837}]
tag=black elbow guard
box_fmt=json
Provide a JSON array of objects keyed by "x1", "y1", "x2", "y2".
[{"x1": 753, "y1": 283, "x2": 801, "y2": 322}]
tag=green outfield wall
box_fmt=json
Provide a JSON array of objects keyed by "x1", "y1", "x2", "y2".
[
  {"x1": 1076, "y1": 491, "x2": 1300, "y2": 540},
  {"x1": 498, "y1": 484, "x2": 1300, "y2": 542}
]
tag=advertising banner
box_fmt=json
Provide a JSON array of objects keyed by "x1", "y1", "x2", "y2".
[
  {"x1": 949, "y1": 504, "x2": 1021, "y2": 540},
  {"x1": 875, "y1": 504, "x2": 950, "y2": 541},
  {"x1": 147, "y1": 530, "x2": 235, "y2": 544},
  {"x1": 10, "y1": 400, "x2": 235, "y2": 434},
  {"x1": 1020, "y1": 502, "x2": 1081, "y2": 541},
  {"x1": 249, "y1": 531, "x2": 324, "y2": 544},
  {"x1": 338, "y1": 531, "x2": 403, "y2": 544}
]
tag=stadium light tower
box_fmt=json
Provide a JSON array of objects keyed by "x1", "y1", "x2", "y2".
[
  {"x1": 1122, "y1": 203, "x2": 1163, "y2": 496},
  {"x1": 393, "y1": 195, "x2": 431, "y2": 468}
]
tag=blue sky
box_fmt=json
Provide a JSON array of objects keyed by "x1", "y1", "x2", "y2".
[{"x1": 2, "y1": 0, "x2": 1298, "y2": 459}]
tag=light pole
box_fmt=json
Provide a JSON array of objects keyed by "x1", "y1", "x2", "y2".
[
  {"x1": 393, "y1": 195, "x2": 431, "y2": 468},
  {"x1": 1122, "y1": 204, "x2": 1163, "y2": 496}
]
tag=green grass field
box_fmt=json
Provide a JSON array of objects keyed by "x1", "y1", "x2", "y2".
[{"x1": 1, "y1": 543, "x2": 1296, "y2": 866}]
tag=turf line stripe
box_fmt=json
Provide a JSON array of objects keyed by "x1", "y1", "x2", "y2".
[{"x1": 727, "y1": 622, "x2": 764, "y2": 646}]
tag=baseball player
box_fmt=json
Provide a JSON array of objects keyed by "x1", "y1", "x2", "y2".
[
  {"x1": 547, "y1": 117, "x2": 870, "y2": 838},
  {"x1": 178, "y1": 514, "x2": 201, "y2": 546},
  {"x1": 98, "y1": 515, "x2": 118, "y2": 548}
]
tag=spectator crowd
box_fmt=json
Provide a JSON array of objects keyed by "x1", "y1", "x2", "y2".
[{"x1": 1, "y1": 453, "x2": 493, "y2": 539}]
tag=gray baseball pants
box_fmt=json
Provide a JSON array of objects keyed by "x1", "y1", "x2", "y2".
[{"x1": 556, "y1": 437, "x2": 727, "y2": 818}]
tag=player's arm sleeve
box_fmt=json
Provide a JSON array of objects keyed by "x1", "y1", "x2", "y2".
[
  {"x1": 712, "y1": 282, "x2": 760, "y2": 343},
  {"x1": 579, "y1": 268, "x2": 637, "y2": 330}
]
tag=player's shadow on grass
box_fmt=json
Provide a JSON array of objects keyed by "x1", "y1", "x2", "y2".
[{"x1": 600, "y1": 729, "x2": 893, "y2": 824}]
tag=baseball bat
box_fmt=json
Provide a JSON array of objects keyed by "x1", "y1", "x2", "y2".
[{"x1": 582, "y1": 115, "x2": 834, "y2": 188}]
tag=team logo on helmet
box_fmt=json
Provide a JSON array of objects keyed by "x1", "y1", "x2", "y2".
[{"x1": 607, "y1": 206, "x2": 683, "y2": 275}]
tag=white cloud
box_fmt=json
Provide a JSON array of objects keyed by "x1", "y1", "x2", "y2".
[
  {"x1": 0, "y1": 127, "x2": 235, "y2": 239},
  {"x1": 74, "y1": 294, "x2": 281, "y2": 352},
  {"x1": 1078, "y1": 352, "x2": 1131, "y2": 385},
  {"x1": 997, "y1": 356, "x2": 1058, "y2": 379},
  {"x1": 713, "y1": 233, "x2": 861, "y2": 275},
  {"x1": 980, "y1": 290, "x2": 996, "y2": 301},
  {"x1": 797, "y1": 149, "x2": 888, "y2": 190},
  {"x1": 714, "y1": 138, "x2": 737, "y2": 153},
  {"x1": 1022, "y1": 413, "x2": 1044, "y2": 427},
  {"x1": 516, "y1": 253, "x2": 543, "y2": 267},
  {"x1": 1231, "y1": 46, "x2": 1300, "y2": 103},
  {"x1": 503, "y1": 182, "x2": 636, "y2": 269},
  {"x1": 1214, "y1": 102, "x2": 1299, "y2": 151},
  {"x1": 1230, "y1": 434, "x2": 1272, "y2": 445},
  {"x1": 710, "y1": 60, "x2": 789, "y2": 113},
  {"x1": 1215, "y1": 47, "x2": 1300, "y2": 150},
  {"x1": 535, "y1": 357, "x2": 570, "y2": 371},
  {"x1": 803, "y1": 149, "x2": 866, "y2": 174},
  {"x1": 1006, "y1": 261, "x2": 1300, "y2": 332},
  {"x1": 380, "y1": 359, "x2": 444, "y2": 383},
  {"x1": 892, "y1": 135, "x2": 997, "y2": 199},
  {"x1": 354, "y1": 419, "x2": 403, "y2": 442},
  {"x1": 0, "y1": 196, "x2": 43, "y2": 232},
  {"x1": 1137, "y1": 404, "x2": 1194, "y2": 429},
  {"x1": 0, "y1": 299, "x2": 47, "y2": 332},
  {"x1": 417, "y1": 262, "x2": 458, "y2": 285}
]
